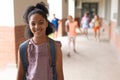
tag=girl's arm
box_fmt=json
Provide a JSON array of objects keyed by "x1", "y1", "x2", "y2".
[
  {"x1": 16, "y1": 50, "x2": 24, "y2": 80},
  {"x1": 55, "y1": 41, "x2": 64, "y2": 80}
]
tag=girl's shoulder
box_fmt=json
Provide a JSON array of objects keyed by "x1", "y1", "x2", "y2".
[
  {"x1": 54, "y1": 40, "x2": 62, "y2": 48},
  {"x1": 49, "y1": 38, "x2": 62, "y2": 48}
]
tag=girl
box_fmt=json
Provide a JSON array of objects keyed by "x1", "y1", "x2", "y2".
[
  {"x1": 81, "y1": 12, "x2": 90, "y2": 39},
  {"x1": 17, "y1": 2, "x2": 64, "y2": 80},
  {"x1": 92, "y1": 15, "x2": 101, "y2": 41},
  {"x1": 67, "y1": 15, "x2": 81, "y2": 57}
]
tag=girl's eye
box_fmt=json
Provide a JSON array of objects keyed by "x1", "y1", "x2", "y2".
[
  {"x1": 39, "y1": 21, "x2": 44, "y2": 25},
  {"x1": 31, "y1": 22, "x2": 35, "y2": 26}
]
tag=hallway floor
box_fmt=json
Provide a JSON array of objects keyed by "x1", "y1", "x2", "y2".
[
  {"x1": 58, "y1": 28, "x2": 120, "y2": 80},
  {"x1": 0, "y1": 28, "x2": 120, "y2": 80}
]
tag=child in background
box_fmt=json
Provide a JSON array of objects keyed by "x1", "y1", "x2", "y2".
[
  {"x1": 81, "y1": 12, "x2": 90, "y2": 39},
  {"x1": 66, "y1": 15, "x2": 81, "y2": 57},
  {"x1": 92, "y1": 15, "x2": 101, "y2": 41},
  {"x1": 51, "y1": 14, "x2": 59, "y2": 38}
]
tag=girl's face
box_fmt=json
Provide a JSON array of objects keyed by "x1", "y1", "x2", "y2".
[
  {"x1": 29, "y1": 13, "x2": 48, "y2": 38},
  {"x1": 94, "y1": 15, "x2": 98, "y2": 20},
  {"x1": 68, "y1": 16, "x2": 73, "y2": 22},
  {"x1": 84, "y1": 13, "x2": 88, "y2": 17}
]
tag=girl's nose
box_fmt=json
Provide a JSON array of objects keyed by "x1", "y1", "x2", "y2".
[
  {"x1": 35, "y1": 24, "x2": 41, "y2": 30},
  {"x1": 35, "y1": 24, "x2": 39, "y2": 29}
]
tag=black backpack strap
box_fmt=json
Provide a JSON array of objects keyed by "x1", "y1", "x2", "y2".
[
  {"x1": 19, "y1": 40, "x2": 29, "y2": 80},
  {"x1": 49, "y1": 38, "x2": 57, "y2": 80}
]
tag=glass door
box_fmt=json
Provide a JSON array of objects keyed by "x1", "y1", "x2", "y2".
[{"x1": 81, "y1": 3, "x2": 98, "y2": 20}]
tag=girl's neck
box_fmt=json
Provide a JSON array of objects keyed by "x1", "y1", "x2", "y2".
[{"x1": 32, "y1": 36, "x2": 48, "y2": 45}]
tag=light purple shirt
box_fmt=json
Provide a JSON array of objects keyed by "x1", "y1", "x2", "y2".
[{"x1": 26, "y1": 39, "x2": 53, "y2": 80}]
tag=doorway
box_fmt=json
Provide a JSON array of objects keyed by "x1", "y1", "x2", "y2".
[{"x1": 81, "y1": 3, "x2": 98, "y2": 20}]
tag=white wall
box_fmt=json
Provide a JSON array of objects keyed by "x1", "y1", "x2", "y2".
[
  {"x1": 48, "y1": 0, "x2": 62, "y2": 20},
  {"x1": 68, "y1": 0, "x2": 75, "y2": 18},
  {"x1": 14, "y1": 0, "x2": 47, "y2": 25},
  {"x1": 98, "y1": 0, "x2": 105, "y2": 18},
  {"x1": 111, "y1": 0, "x2": 118, "y2": 22},
  {"x1": 0, "y1": 0, "x2": 47, "y2": 27},
  {"x1": 0, "y1": 0, "x2": 14, "y2": 27}
]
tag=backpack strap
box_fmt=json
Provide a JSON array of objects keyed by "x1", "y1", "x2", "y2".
[
  {"x1": 49, "y1": 38, "x2": 57, "y2": 80},
  {"x1": 19, "y1": 40, "x2": 29, "y2": 80},
  {"x1": 19, "y1": 38, "x2": 57, "y2": 80}
]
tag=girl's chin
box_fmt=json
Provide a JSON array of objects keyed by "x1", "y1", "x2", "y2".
[
  {"x1": 34, "y1": 35, "x2": 42, "y2": 38},
  {"x1": 34, "y1": 33, "x2": 45, "y2": 37}
]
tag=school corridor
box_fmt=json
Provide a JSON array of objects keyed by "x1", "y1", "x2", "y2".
[{"x1": 0, "y1": 28, "x2": 120, "y2": 80}]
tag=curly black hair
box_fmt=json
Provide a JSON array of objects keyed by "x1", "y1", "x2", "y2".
[{"x1": 23, "y1": 2, "x2": 54, "y2": 39}]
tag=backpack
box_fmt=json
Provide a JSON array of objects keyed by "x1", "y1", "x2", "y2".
[{"x1": 19, "y1": 38, "x2": 57, "y2": 80}]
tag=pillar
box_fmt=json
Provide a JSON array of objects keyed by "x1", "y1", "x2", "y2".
[
  {"x1": 0, "y1": 0, "x2": 47, "y2": 69},
  {"x1": 68, "y1": 0, "x2": 75, "y2": 18}
]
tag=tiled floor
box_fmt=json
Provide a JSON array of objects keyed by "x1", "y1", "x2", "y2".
[{"x1": 0, "y1": 28, "x2": 120, "y2": 80}]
